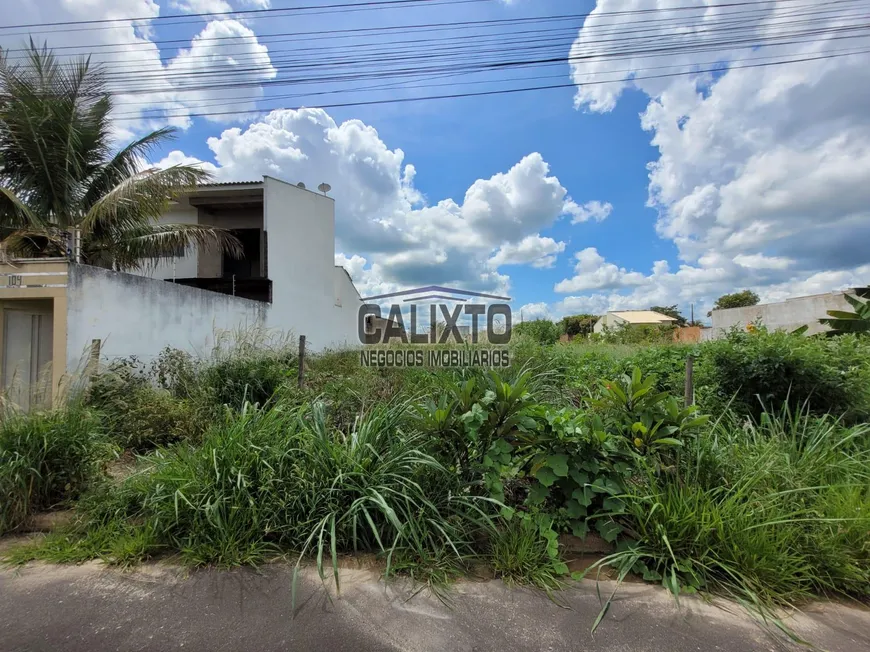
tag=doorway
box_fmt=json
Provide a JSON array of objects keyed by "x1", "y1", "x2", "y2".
[
  {"x1": 222, "y1": 228, "x2": 262, "y2": 279},
  {"x1": 2, "y1": 300, "x2": 54, "y2": 411}
]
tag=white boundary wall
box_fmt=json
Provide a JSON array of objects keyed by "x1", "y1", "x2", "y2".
[{"x1": 66, "y1": 264, "x2": 267, "y2": 368}]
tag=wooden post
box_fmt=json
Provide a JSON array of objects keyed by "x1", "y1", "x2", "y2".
[
  {"x1": 87, "y1": 339, "x2": 101, "y2": 376},
  {"x1": 297, "y1": 335, "x2": 306, "y2": 388},
  {"x1": 684, "y1": 354, "x2": 694, "y2": 407}
]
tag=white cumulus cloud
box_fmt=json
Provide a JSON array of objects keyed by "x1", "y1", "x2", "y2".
[
  {"x1": 1, "y1": 2, "x2": 277, "y2": 133},
  {"x1": 566, "y1": 200, "x2": 612, "y2": 224},
  {"x1": 158, "y1": 108, "x2": 591, "y2": 296},
  {"x1": 554, "y1": 248, "x2": 648, "y2": 293},
  {"x1": 489, "y1": 236, "x2": 566, "y2": 269},
  {"x1": 545, "y1": 0, "x2": 870, "y2": 320}
]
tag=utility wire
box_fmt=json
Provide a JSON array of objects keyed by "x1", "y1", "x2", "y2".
[
  {"x1": 101, "y1": 22, "x2": 870, "y2": 97},
  {"x1": 117, "y1": 44, "x2": 870, "y2": 115},
  {"x1": 38, "y1": 0, "x2": 862, "y2": 74},
  {"x1": 2, "y1": 0, "x2": 858, "y2": 58},
  {"x1": 109, "y1": 48, "x2": 870, "y2": 121},
  {"x1": 95, "y1": 8, "x2": 869, "y2": 87},
  {"x1": 0, "y1": 0, "x2": 498, "y2": 32}
]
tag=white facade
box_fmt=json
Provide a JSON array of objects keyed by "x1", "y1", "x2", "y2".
[
  {"x1": 123, "y1": 175, "x2": 363, "y2": 353},
  {"x1": 711, "y1": 291, "x2": 856, "y2": 337},
  {"x1": 593, "y1": 313, "x2": 626, "y2": 334}
]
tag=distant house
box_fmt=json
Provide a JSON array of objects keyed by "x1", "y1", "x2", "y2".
[
  {"x1": 711, "y1": 289, "x2": 865, "y2": 338},
  {"x1": 593, "y1": 310, "x2": 677, "y2": 334}
]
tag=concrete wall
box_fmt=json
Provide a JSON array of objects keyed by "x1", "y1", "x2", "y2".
[
  {"x1": 711, "y1": 291, "x2": 853, "y2": 337},
  {"x1": 66, "y1": 264, "x2": 267, "y2": 369},
  {"x1": 263, "y1": 177, "x2": 361, "y2": 350}
]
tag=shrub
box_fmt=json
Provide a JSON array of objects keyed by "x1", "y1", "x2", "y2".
[
  {"x1": 559, "y1": 314, "x2": 597, "y2": 338},
  {"x1": 0, "y1": 406, "x2": 108, "y2": 534},
  {"x1": 198, "y1": 355, "x2": 293, "y2": 409},
  {"x1": 595, "y1": 323, "x2": 677, "y2": 346},
  {"x1": 513, "y1": 319, "x2": 559, "y2": 345},
  {"x1": 86, "y1": 360, "x2": 201, "y2": 450},
  {"x1": 696, "y1": 330, "x2": 870, "y2": 420}
]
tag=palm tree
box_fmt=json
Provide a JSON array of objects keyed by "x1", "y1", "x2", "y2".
[
  {"x1": 819, "y1": 288, "x2": 870, "y2": 335},
  {"x1": 0, "y1": 41, "x2": 240, "y2": 269}
]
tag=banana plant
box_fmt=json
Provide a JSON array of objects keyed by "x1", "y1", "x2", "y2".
[{"x1": 819, "y1": 289, "x2": 870, "y2": 335}]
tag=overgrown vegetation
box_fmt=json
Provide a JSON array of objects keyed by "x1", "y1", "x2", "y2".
[
  {"x1": 0, "y1": 405, "x2": 107, "y2": 534},
  {"x1": 2, "y1": 326, "x2": 869, "y2": 637}
]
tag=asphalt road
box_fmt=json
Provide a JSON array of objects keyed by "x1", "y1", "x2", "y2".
[{"x1": 1, "y1": 561, "x2": 868, "y2": 652}]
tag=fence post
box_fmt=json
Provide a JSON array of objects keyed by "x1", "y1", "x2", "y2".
[
  {"x1": 87, "y1": 339, "x2": 101, "y2": 377},
  {"x1": 684, "y1": 354, "x2": 694, "y2": 407},
  {"x1": 297, "y1": 335, "x2": 306, "y2": 388}
]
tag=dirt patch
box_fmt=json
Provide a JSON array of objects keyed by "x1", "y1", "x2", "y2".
[{"x1": 0, "y1": 532, "x2": 44, "y2": 556}]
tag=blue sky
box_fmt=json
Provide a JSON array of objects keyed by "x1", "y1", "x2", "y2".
[{"x1": 6, "y1": 0, "x2": 870, "y2": 322}]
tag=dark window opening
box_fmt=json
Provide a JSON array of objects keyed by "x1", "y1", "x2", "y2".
[{"x1": 223, "y1": 228, "x2": 261, "y2": 280}]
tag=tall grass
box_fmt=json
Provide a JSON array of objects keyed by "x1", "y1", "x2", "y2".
[
  {"x1": 0, "y1": 405, "x2": 108, "y2": 534},
  {"x1": 56, "y1": 399, "x2": 497, "y2": 581},
  {"x1": 588, "y1": 405, "x2": 870, "y2": 627}
]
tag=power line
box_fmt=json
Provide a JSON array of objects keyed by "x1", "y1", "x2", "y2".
[
  {"x1": 33, "y1": 2, "x2": 859, "y2": 94},
  {"x1": 108, "y1": 48, "x2": 870, "y2": 121},
  {"x1": 114, "y1": 44, "x2": 869, "y2": 116},
  {"x1": 96, "y1": 8, "x2": 867, "y2": 87},
  {"x1": 29, "y1": 0, "x2": 857, "y2": 72},
  {"x1": 1, "y1": 0, "x2": 856, "y2": 57},
  {"x1": 0, "y1": 0, "x2": 497, "y2": 32},
  {"x1": 100, "y1": 22, "x2": 870, "y2": 97},
  {"x1": 0, "y1": 0, "x2": 837, "y2": 39}
]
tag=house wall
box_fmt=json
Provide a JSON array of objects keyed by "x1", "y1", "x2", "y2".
[
  {"x1": 262, "y1": 177, "x2": 361, "y2": 350},
  {"x1": 332, "y1": 266, "x2": 363, "y2": 348},
  {"x1": 66, "y1": 264, "x2": 268, "y2": 370},
  {"x1": 137, "y1": 204, "x2": 200, "y2": 281},
  {"x1": 711, "y1": 291, "x2": 854, "y2": 337},
  {"x1": 593, "y1": 313, "x2": 625, "y2": 334}
]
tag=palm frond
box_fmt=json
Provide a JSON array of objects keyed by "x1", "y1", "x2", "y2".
[
  {"x1": 87, "y1": 222, "x2": 242, "y2": 271},
  {"x1": 1, "y1": 228, "x2": 65, "y2": 258},
  {"x1": 0, "y1": 186, "x2": 42, "y2": 229},
  {"x1": 81, "y1": 165, "x2": 209, "y2": 236},
  {"x1": 82, "y1": 127, "x2": 182, "y2": 209},
  {"x1": 0, "y1": 41, "x2": 108, "y2": 227}
]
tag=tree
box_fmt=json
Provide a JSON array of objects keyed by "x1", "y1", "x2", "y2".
[
  {"x1": 649, "y1": 305, "x2": 687, "y2": 327},
  {"x1": 0, "y1": 42, "x2": 240, "y2": 268},
  {"x1": 559, "y1": 314, "x2": 597, "y2": 338},
  {"x1": 708, "y1": 290, "x2": 760, "y2": 316},
  {"x1": 514, "y1": 319, "x2": 559, "y2": 345},
  {"x1": 819, "y1": 289, "x2": 870, "y2": 335}
]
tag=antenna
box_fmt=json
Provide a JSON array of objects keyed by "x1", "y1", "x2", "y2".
[
  {"x1": 296, "y1": 182, "x2": 306, "y2": 189},
  {"x1": 318, "y1": 182, "x2": 332, "y2": 195}
]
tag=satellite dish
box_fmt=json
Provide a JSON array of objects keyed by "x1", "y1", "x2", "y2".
[
  {"x1": 318, "y1": 182, "x2": 332, "y2": 195},
  {"x1": 296, "y1": 182, "x2": 306, "y2": 189}
]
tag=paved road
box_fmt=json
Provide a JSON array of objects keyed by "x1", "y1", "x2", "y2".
[{"x1": 1, "y1": 561, "x2": 868, "y2": 651}]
